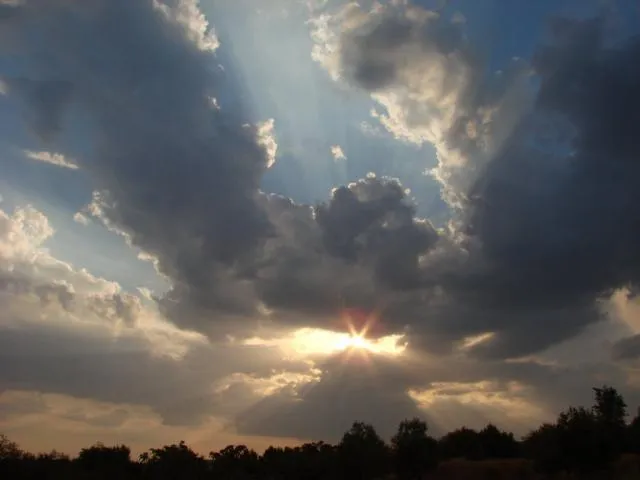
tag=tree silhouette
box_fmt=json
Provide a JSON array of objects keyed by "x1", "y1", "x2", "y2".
[
  {"x1": 140, "y1": 441, "x2": 208, "y2": 480},
  {"x1": 77, "y1": 443, "x2": 134, "y2": 479},
  {"x1": 262, "y1": 442, "x2": 337, "y2": 480},
  {"x1": 338, "y1": 422, "x2": 389, "y2": 480},
  {"x1": 477, "y1": 424, "x2": 520, "y2": 459},
  {"x1": 522, "y1": 422, "x2": 564, "y2": 474},
  {"x1": 524, "y1": 388, "x2": 629, "y2": 476},
  {"x1": 593, "y1": 385, "x2": 628, "y2": 455},
  {"x1": 210, "y1": 444, "x2": 260, "y2": 479},
  {"x1": 558, "y1": 406, "x2": 607, "y2": 473},
  {"x1": 438, "y1": 427, "x2": 483, "y2": 460},
  {"x1": 391, "y1": 418, "x2": 438, "y2": 480},
  {"x1": 628, "y1": 411, "x2": 640, "y2": 454},
  {"x1": 0, "y1": 434, "x2": 22, "y2": 461}
]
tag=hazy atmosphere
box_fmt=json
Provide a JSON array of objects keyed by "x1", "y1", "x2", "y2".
[{"x1": 2, "y1": 0, "x2": 640, "y2": 458}]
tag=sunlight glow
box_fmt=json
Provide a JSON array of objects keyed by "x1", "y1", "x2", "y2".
[
  {"x1": 288, "y1": 328, "x2": 406, "y2": 356},
  {"x1": 242, "y1": 309, "x2": 406, "y2": 359},
  {"x1": 458, "y1": 331, "x2": 495, "y2": 351}
]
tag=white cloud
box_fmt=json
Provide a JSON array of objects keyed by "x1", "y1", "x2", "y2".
[
  {"x1": 257, "y1": 118, "x2": 278, "y2": 168},
  {"x1": 72, "y1": 212, "x2": 90, "y2": 226},
  {"x1": 0, "y1": 204, "x2": 326, "y2": 448},
  {"x1": 0, "y1": 205, "x2": 203, "y2": 350},
  {"x1": 152, "y1": 0, "x2": 220, "y2": 52},
  {"x1": 330, "y1": 144, "x2": 346, "y2": 161},
  {"x1": 309, "y1": 2, "x2": 532, "y2": 207},
  {"x1": 22, "y1": 150, "x2": 78, "y2": 170}
]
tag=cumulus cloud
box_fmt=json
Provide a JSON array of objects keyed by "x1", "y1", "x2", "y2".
[
  {"x1": 307, "y1": 2, "x2": 640, "y2": 361},
  {"x1": 257, "y1": 118, "x2": 278, "y2": 168},
  {"x1": 4, "y1": 0, "x2": 640, "y2": 445},
  {"x1": 0, "y1": 0, "x2": 277, "y2": 332},
  {"x1": 3, "y1": 0, "x2": 444, "y2": 341},
  {"x1": 23, "y1": 150, "x2": 78, "y2": 169},
  {"x1": 330, "y1": 144, "x2": 346, "y2": 161},
  {"x1": 0, "y1": 204, "x2": 318, "y2": 438},
  {"x1": 312, "y1": 1, "x2": 532, "y2": 208},
  {"x1": 72, "y1": 212, "x2": 90, "y2": 226},
  {"x1": 0, "y1": 205, "x2": 147, "y2": 329}
]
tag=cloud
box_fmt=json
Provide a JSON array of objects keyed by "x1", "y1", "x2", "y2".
[
  {"x1": 313, "y1": 1, "x2": 532, "y2": 208},
  {"x1": 257, "y1": 118, "x2": 279, "y2": 168},
  {"x1": 1, "y1": 77, "x2": 73, "y2": 140},
  {"x1": 612, "y1": 334, "x2": 640, "y2": 361},
  {"x1": 236, "y1": 340, "x2": 639, "y2": 441},
  {"x1": 308, "y1": 3, "x2": 640, "y2": 361},
  {"x1": 0, "y1": 205, "x2": 150, "y2": 328},
  {"x1": 23, "y1": 150, "x2": 78, "y2": 169},
  {"x1": 330, "y1": 144, "x2": 346, "y2": 161},
  {"x1": 0, "y1": 0, "x2": 278, "y2": 331},
  {"x1": 4, "y1": 0, "x2": 640, "y2": 445},
  {"x1": 73, "y1": 212, "x2": 90, "y2": 226},
  {"x1": 0, "y1": 205, "x2": 318, "y2": 437},
  {"x1": 3, "y1": 0, "x2": 444, "y2": 340}
]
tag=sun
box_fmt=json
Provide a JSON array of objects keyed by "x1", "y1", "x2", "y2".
[
  {"x1": 335, "y1": 333, "x2": 371, "y2": 352},
  {"x1": 330, "y1": 308, "x2": 407, "y2": 356},
  {"x1": 254, "y1": 309, "x2": 407, "y2": 358}
]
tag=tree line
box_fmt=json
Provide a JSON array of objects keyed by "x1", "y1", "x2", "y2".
[{"x1": 2, "y1": 385, "x2": 640, "y2": 479}]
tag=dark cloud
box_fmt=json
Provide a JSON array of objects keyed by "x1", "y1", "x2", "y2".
[
  {"x1": 0, "y1": 1, "x2": 22, "y2": 21},
  {"x1": 612, "y1": 334, "x2": 640, "y2": 361},
  {"x1": 0, "y1": 0, "x2": 272, "y2": 332},
  {"x1": 2, "y1": 78, "x2": 73, "y2": 140},
  {"x1": 0, "y1": 320, "x2": 309, "y2": 427},
  {"x1": 254, "y1": 177, "x2": 440, "y2": 325},
  {"x1": 336, "y1": 5, "x2": 640, "y2": 359},
  {"x1": 4, "y1": 0, "x2": 640, "y2": 443}
]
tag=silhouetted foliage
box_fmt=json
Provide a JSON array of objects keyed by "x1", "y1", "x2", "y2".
[
  {"x1": 0, "y1": 434, "x2": 23, "y2": 460},
  {"x1": 477, "y1": 424, "x2": 520, "y2": 459},
  {"x1": 262, "y1": 442, "x2": 337, "y2": 480},
  {"x1": 438, "y1": 427, "x2": 483, "y2": 460},
  {"x1": 2, "y1": 385, "x2": 640, "y2": 479},
  {"x1": 210, "y1": 444, "x2": 260, "y2": 479},
  {"x1": 140, "y1": 441, "x2": 208, "y2": 479},
  {"x1": 77, "y1": 443, "x2": 134, "y2": 478},
  {"x1": 338, "y1": 422, "x2": 389, "y2": 480},
  {"x1": 524, "y1": 385, "x2": 629, "y2": 475},
  {"x1": 628, "y1": 412, "x2": 640, "y2": 454},
  {"x1": 594, "y1": 385, "x2": 628, "y2": 455},
  {"x1": 391, "y1": 418, "x2": 438, "y2": 479}
]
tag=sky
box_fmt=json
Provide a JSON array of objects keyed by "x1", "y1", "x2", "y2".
[{"x1": 1, "y1": 0, "x2": 640, "y2": 455}]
